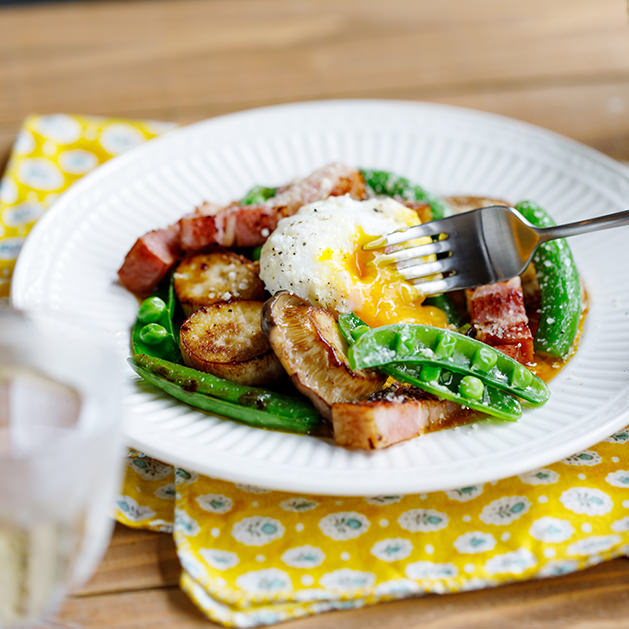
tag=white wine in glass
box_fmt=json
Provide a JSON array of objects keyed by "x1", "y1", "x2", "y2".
[{"x1": 0, "y1": 310, "x2": 124, "y2": 627}]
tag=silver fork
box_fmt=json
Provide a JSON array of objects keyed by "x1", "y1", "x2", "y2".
[{"x1": 365, "y1": 205, "x2": 629, "y2": 295}]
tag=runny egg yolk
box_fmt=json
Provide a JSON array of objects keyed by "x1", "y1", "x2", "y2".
[{"x1": 320, "y1": 228, "x2": 449, "y2": 329}]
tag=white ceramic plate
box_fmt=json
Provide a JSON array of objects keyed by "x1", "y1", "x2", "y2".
[{"x1": 12, "y1": 100, "x2": 629, "y2": 496}]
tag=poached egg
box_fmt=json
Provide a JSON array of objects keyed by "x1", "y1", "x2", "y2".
[{"x1": 259, "y1": 196, "x2": 447, "y2": 328}]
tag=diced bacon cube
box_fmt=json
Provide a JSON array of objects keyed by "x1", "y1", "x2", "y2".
[
  {"x1": 179, "y1": 214, "x2": 220, "y2": 251},
  {"x1": 332, "y1": 386, "x2": 472, "y2": 449},
  {"x1": 230, "y1": 206, "x2": 280, "y2": 247},
  {"x1": 467, "y1": 277, "x2": 535, "y2": 364},
  {"x1": 117, "y1": 224, "x2": 181, "y2": 295}
]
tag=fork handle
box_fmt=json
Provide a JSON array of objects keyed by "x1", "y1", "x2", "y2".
[{"x1": 537, "y1": 209, "x2": 629, "y2": 242}]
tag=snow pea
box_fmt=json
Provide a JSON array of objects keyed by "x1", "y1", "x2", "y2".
[
  {"x1": 132, "y1": 353, "x2": 319, "y2": 422},
  {"x1": 132, "y1": 278, "x2": 180, "y2": 362},
  {"x1": 241, "y1": 185, "x2": 277, "y2": 206},
  {"x1": 360, "y1": 169, "x2": 453, "y2": 219},
  {"x1": 515, "y1": 200, "x2": 582, "y2": 359},
  {"x1": 131, "y1": 363, "x2": 320, "y2": 434},
  {"x1": 348, "y1": 322, "x2": 549, "y2": 405}
]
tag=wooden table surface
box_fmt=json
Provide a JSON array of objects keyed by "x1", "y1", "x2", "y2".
[{"x1": 2, "y1": 0, "x2": 629, "y2": 626}]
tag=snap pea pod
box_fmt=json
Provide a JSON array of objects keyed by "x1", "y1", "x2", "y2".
[
  {"x1": 348, "y1": 322, "x2": 549, "y2": 405},
  {"x1": 423, "y1": 294, "x2": 464, "y2": 327},
  {"x1": 338, "y1": 313, "x2": 523, "y2": 419},
  {"x1": 132, "y1": 279, "x2": 181, "y2": 362},
  {"x1": 382, "y1": 363, "x2": 521, "y2": 421},
  {"x1": 132, "y1": 352, "x2": 319, "y2": 422},
  {"x1": 514, "y1": 201, "x2": 582, "y2": 359},
  {"x1": 241, "y1": 185, "x2": 277, "y2": 206},
  {"x1": 131, "y1": 363, "x2": 320, "y2": 434},
  {"x1": 360, "y1": 169, "x2": 453, "y2": 219}
]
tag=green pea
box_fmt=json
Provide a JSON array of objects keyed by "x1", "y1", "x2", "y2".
[
  {"x1": 420, "y1": 364, "x2": 441, "y2": 383},
  {"x1": 131, "y1": 278, "x2": 181, "y2": 363},
  {"x1": 472, "y1": 347, "x2": 498, "y2": 373},
  {"x1": 511, "y1": 364, "x2": 533, "y2": 389},
  {"x1": 137, "y1": 296, "x2": 167, "y2": 324},
  {"x1": 459, "y1": 375, "x2": 484, "y2": 400},
  {"x1": 251, "y1": 245, "x2": 263, "y2": 261},
  {"x1": 139, "y1": 323, "x2": 168, "y2": 345}
]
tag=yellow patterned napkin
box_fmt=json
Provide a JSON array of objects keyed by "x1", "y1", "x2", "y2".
[{"x1": 4, "y1": 115, "x2": 629, "y2": 628}]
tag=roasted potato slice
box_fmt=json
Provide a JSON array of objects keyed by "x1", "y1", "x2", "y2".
[
  {"x1": 179, "y1": 300, "x2": 283, "y2": 386},
  {"x1": 262, "y1": 292, "x2": 386, "y2": 419},
  {"x1": 174, "y1": 251, "x2": 266, "y2": 316}
]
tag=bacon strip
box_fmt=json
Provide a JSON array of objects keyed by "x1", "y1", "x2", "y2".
[
  {"x1": 466, "y1": 277, "x2": 535, "y2": 364},
  {"x1": 332, "y1": 385, "x2": 473, "y2": 450},
  {"x1": 118, "y1": 163, "x2": 367, "y2": 295}
]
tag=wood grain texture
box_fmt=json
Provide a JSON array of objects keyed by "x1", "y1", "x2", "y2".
[
  {"x1": 3, "y1": 0, "x2": 629, "y2": 626},
  {"x1": 75, "y1": 524, "x2": 181, "y2": 596},
  {"x1": 1, "y1": 0, "x2": 629, "y2": 158}
]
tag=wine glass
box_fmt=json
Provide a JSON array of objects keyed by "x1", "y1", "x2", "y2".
[{"x1": 0, "y1": 308, "x2": 124, "y2": 627}]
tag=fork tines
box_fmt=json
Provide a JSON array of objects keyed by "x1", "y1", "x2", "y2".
[
  {"x1": 367, "y1": 217, "x2": 459, "y2": 294},
  {"x1": 379, "y1": 238, "x2": 451, "y2": 264},
  {"x1": 364, "y1": 219, "x2": 449, "y2": 250}
]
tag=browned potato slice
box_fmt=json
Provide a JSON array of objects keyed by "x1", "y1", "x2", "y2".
[
  {"x1": 179, "y1": 300, "x2": 283, "y2": 386},
  {"x1": 262, "y1": 292, "x2": 386, "y2": 419},
  {"x1": 174, "y1": 251, "x2": 266, "y2": 316}
]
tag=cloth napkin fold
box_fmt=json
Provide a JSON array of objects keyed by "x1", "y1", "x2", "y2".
[{"x1": 3, "y1": 114, "x2": 628, "y2": 628}]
